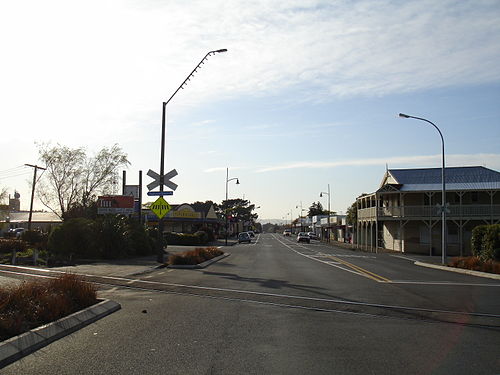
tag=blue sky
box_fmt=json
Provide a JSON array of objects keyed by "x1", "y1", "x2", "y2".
[{"x1": 1, "y1": 0, "x2": 499, "y2": 221}]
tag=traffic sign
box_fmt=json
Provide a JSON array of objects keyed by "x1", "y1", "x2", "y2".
[
  {"x1": 150, "y1": 197, "x2": 171, "y2": 219},
  {"x1": 147, "y1": 191, "x2": 174, "y2": 196},
  {"x1": 147, "y1": 169, "x2": 178, "y2": 191}
]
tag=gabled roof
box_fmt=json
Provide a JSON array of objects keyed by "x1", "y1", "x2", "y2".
[{"x1": 380, "y1": 166, "x2": 500, "y2": 192}]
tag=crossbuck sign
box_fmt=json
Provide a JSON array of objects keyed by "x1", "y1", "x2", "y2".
[{"x1": 147, "y1": 169, "x2": 178, "y2": 191}]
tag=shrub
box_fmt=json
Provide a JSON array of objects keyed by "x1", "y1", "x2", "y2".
[
  {"x1": 93, "y1": 215, "x2": 130, "y2": 259},
  {"x1": 471, "y1": 224, "x2": 500, "y2": 261},
  {"x1": 164, "y1": 232, "x2": 209, "y2": 246},
  {"x1": 471, "y1": 225, "x2": 487, "y2": 257},
  {"x1": 0, "y1": 273, "x2": 97, "y2": 340},
  {"x1": 482, "y1": 224, "x2": 500, "y2": 261},
  {"x1": 0, "y1": 239, "x2": 27, "y2": 254},
  {"x1": 48, "y1": 218, "x2": 97, "y2": 259},
  {"x1": 449, "y1": 256, "x2": 500, "y2": 274},
  {"x1": 198, "y1": 227, "x2": 216, "y2": 242},
  {"x1": 126, "y1": 221, "x2": 153, "y2": 256},
  {"x1": 168, "y1": 247, "x2": 224, "y2": 265}
]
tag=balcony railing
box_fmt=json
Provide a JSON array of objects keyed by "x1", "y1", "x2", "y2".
[{"x1": 358, "y1": 204, "x2": 500, "y2": 220}]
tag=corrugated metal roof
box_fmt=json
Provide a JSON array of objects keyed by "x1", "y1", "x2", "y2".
[{"x1": 388, "y1": 166, "x2": 500, "y2": 192}]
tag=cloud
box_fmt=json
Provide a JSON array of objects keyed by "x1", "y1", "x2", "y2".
[{"x1": 255, "y1": 153, "x2": 500, "y2": 173}]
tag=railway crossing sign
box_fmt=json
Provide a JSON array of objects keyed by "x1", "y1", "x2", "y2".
[
  {"x1": 150, "y1": 197, "x2": 171, "y2": 219},
  {"x1": 147, "y1": 169, "x2": 178, "y2": 191}
]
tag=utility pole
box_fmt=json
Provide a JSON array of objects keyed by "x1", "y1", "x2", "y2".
[{"x1": 25, "y1": 164, "x2": 46, "y2": 230}]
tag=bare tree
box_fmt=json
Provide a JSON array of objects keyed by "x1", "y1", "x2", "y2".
[
  {"x1": 37, "y1": 143, "x2": 130, "y2": 218},
  {"x1": 0, "y1": 186, "x2": 7, "y2": 204}
]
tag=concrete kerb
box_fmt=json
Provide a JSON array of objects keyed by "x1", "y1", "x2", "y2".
[
  {"x1": 167, "y1": 252, "x2": 231, "y2": 269},
  {"x1": 0, "y1": 299, "x2": 121, "y2": 369},
  {"x1": 415, "y1": 261, "x2": 500, "y2": 280}
]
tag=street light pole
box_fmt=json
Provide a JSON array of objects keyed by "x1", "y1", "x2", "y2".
[
  {"x1": 399, "y1": 113, "x2": 446, "y2": 265},
  {"x1": 156, "y1": 49, "x2": 227, "y2": 262},
  {"x1": 225, "y1": 167, "x2": 239, "y2": 246},
  {"x1": 296, "y1": 201, "x2": 304, "y2": 231},
  {"x1": 320, "y1": 184, "x2": 331, "y2": 242}
]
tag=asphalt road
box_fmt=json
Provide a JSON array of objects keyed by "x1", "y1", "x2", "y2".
[{"x1": 2, "y1": 233, "x2": 499, "y2": 374}]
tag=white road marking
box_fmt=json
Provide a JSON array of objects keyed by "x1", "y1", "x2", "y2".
[{"x1": 271, "y1": 234, "x2": 369, "y2": 279}]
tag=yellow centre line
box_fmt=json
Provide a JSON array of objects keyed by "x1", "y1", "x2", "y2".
[{"x1": 327, "y1": 255, "x2": 391, "y2": 283}]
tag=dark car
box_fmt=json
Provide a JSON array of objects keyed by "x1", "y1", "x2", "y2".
[
  {"x1": 307, "y1": 232, "x2": 318, "y2": 240},
  {"x1": 238, "y1": 232, "x2": 252, "y2": 243}
]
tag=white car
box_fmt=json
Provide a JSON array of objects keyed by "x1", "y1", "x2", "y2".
[
  {"x1": 297, "y1": 232, "x2": 310, "y2": 243},
  {"x1": 9, "y1": 228, "x2": 25, "y2": 238}
]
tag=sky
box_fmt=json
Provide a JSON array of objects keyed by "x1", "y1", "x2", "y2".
[{"x1": 1, "y1": 0, "x2": 500, "y2": 222}]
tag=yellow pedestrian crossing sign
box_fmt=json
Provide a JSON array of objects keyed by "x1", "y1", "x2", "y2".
[{"x1": 151, "y1": 197, "x2": 171, "y2": 219}]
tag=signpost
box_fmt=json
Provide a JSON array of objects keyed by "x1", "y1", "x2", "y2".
[
  {"x1": 147, "y1": 191, "x2": 174, "y2": 196},
  {"x1": 97, "y1": 195, "x2": 135, "y2": 215},
  {"x1": 147, "y1": 169, "x2": 178, "y2": 191},
  {"x1": 150, "y1": 197, "x2": 172, "y2": 219}
]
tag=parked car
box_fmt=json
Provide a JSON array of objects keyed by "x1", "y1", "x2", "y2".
[
  {"x1": 307, "y1": 232, "x2": 318, "y2": 240},
  {"x1": 238, "y1": 232, "x2": 252, "y2": 244},
  {"x1": 9, "y1": 228, "x2": 25, "y2": 238},
  {"x1": 297, "y1": 232, "x2": 310, "y2": 243},
  {"x1": 283, "y1": 229, "x2": 291, "y2": 236},
  {"x1": 247, "y1": 231, "x2": 256, "y2": 238}
]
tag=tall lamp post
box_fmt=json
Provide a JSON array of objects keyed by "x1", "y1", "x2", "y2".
[
  {"x1": 399, "y1": 113, "x2": 446, "y2": 265},
  {"x1": 225, "y1": 167, "x2": 239, "y2": 245},
  {"x1": 156, "y1": 49, "x2": 227, "y2": 261},
  {"x1": 320, "y1": 184, "x2": 331, "y2": 242},
  {"x1": 296, "y1": 202, "x2": 305, "y2": 231}
]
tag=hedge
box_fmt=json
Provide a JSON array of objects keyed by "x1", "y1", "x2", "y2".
[
  {"x1": 471, "y1": 224, "x2": 500, "y2": 261},
  {"x1": 164, "y1": 231, "x2": 209, "y2": 246}
]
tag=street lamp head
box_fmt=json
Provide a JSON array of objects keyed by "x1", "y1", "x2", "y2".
[
  {"x1": 398, "y1": 113, "x2": 410, "y2": 118},
  {"x1": 236, "y1": 179, "x2": 240, "y2": 185},
  {"x1": 215, "y1": 49, "x2": 228, "y2": 53},
  {"x1": 319, "y1": 192, "x2": 323, "y2": 197}
]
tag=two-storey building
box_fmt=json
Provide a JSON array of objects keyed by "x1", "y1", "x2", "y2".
[{"x1": 356, "y1": 166, "x2": 500, "y2": 256}]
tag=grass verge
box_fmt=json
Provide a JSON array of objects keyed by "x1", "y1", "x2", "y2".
[
  {"x1": 448, "y1": 256, "x2": 500, "y2": 275},
  {"x1": 168, "y1": 246, "x2": 224, "y2": 266},
  {"x1": 0, "y1": 274, "x2": 98, "y2": 341}
]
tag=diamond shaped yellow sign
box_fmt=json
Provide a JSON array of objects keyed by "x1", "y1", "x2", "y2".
[{"x1": 150, "y1": 197, "x2": 171, "y2": 219}]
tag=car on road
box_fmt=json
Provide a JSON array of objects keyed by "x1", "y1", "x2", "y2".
[
  {"x1": 238, "y1": 232, "x2": 252, "y2": 244},
  {"x1": 283, "y1": 229, "x2": 291, "y2": 236},
  {"x1": 307, "y1": 232, "x2": 318, "y2": 240},
  {"x1": 297, "y1": 232, "x2": 310, "y2": 243}
]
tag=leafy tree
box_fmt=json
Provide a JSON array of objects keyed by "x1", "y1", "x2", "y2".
[
  {"x1": 346, "y1": 202, "x2": 358, "y2": 228},
  {"x1": 307, "y1": 201, "x2": 327, "y2": 217},
  {"x1": 220, "y1": 199, "x2": 258, "y2": 223},
  {"x1": 37, "y1": 143, "x2": 129, "y2": 218}
]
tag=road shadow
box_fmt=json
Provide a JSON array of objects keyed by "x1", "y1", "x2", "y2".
[{"x1": 201, "y1": 270, "x2": 339, "y2": 300}]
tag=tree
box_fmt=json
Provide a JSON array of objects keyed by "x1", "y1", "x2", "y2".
[
  {"x1": 0, "y1": 186, "x2": 7, "y2": 203},
  {"x1": 219, "y1": 198, "x2": 258, "y2": 223},
  {"x1": 307, "y1": 201, "x2": 327, "y2": 217},
  {"x1": 346, "y1": 201, "x2": 358, "y2": 228},
  {"x1": 37, "y1": 143, "x2": 130, "y2": 218}
]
